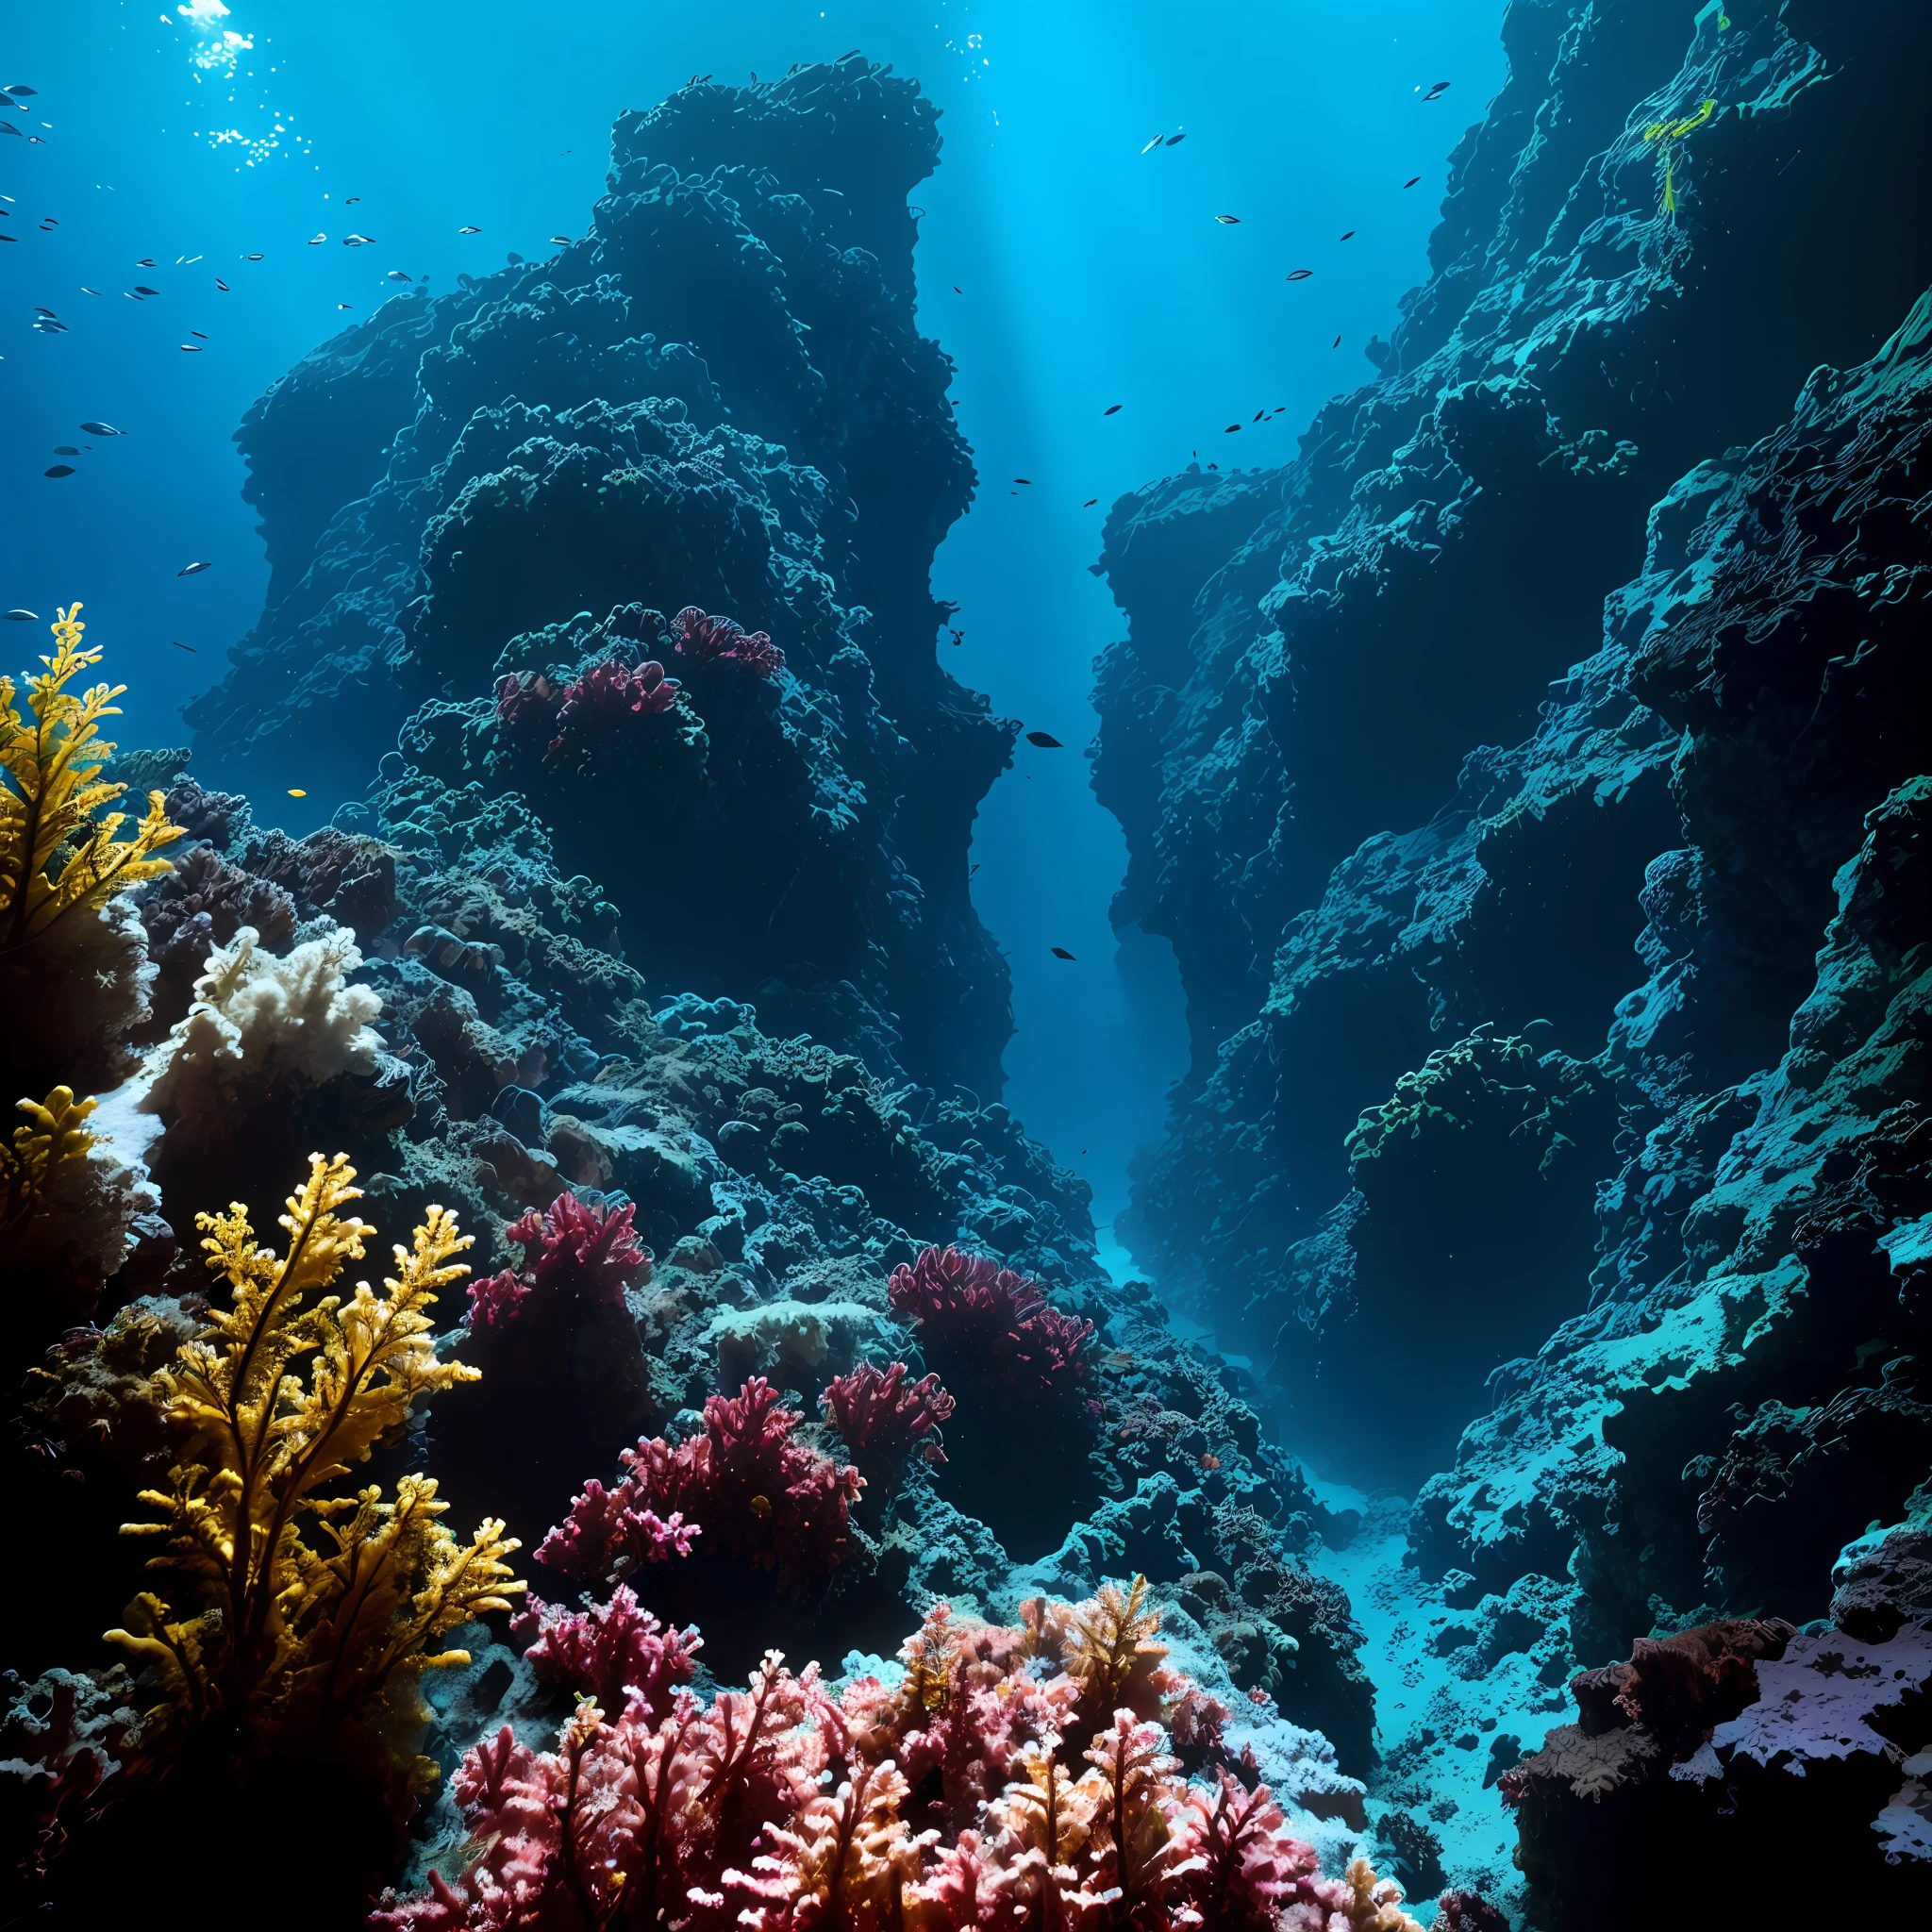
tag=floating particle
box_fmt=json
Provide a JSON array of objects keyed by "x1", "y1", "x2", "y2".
[
  {"x1": 1051, "y1": 946, "x2": 1076, "y2": 960},
  {"x1": 1024, "y1": 731, "x2": 1063, "y2": 748},
  {"x1": 177, "y1": 560, "x2": 212, "y2": 576},
  {"x1": 170, "y1": 640, "x2": 196, "y2": 652},
  {"x1": 337, "y1": 302, "x2": 354, "y2": 309},
  {"x1": 43, "y1": 464, "x2": 75, "y2": 477}
]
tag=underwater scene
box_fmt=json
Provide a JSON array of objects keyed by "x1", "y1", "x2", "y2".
[{"x1": 4, "y1": 1, "x2": 1930, "y2": 1924}]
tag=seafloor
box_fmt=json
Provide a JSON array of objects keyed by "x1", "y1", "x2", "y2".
[{"x1": 3, "y1": 4, "x2": 1929, "y2": 1926}]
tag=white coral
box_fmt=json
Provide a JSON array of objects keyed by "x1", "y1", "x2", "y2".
[{"x1": 138, "y1": 921, "x2": 384, "y2": 1122}]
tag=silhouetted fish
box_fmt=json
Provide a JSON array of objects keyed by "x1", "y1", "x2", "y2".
[
  {"x1": 1340, "y1": 230, "x2": 1355, "y2": 240},
  {"x1": 1404, "y1": 175, "x2": 1422, "y2": 188},
  {"x1": 134, "y1": 284, "x2": 158, "y2": 295},
  {"x1": 1286, "y1": 269, "x2": 1313, "y2": 281},
  {"x1": 458, "y1": 225, "x2": 481, "y2": 234},
  {"x1": 1025, "y1": 731, "x2": 1063, "y2": 748},
  {"x1": 1165, "y1": 132, "x2": 1186, "y2": 146},
  {"x1": 170, "y1": 640, "x2": 195, "y2": 652},
  {"x1": 1224, "y1": 423, "x2": 1241, "y2": 433},
  {"x1": 5, "y1": 609, "x2": 41, "y2": 621},
  {"x1": 308, "y1": 232, "x2": 325, "y2": 245},
  {"x1": 177, "y1": 560, "x2": 213, "y2": 575},
  {"x1": 1083, "y1": 498, "x2": 1098, "y2": 507},
  {"x1": 1214, "y1": 214, "x2": 1241, "y2": 225},
  {"x1": 215, "y1": 277, "x2": 230, "y2": 290},
  {"x1": 1104, "y1": 404, "x2": 1122, "y2": 415},
  {"x1": 43, "y1": 464, "x2": 74, "y2": 477},
  {"x1": 79, "y1": 421, "x2": 120, "y2": 437},
  {"x1": 53, "y1": 445, "x2": 78, "y2": 455},
  {"x1": 1051, "y1": 946, "x2": 1076, "y2": 960}
]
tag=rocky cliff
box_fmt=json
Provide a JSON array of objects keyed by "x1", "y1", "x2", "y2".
[{"x1": 1092, "y1": 0, "x2": 1932, "y2": 1909}]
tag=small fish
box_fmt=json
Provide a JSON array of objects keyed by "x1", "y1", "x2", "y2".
[
  {"x1": 177, "y1": 560, "x2": 212, "y2": 575},
  {"x1": 1424, "y1": 81, "x2": 1451, "y2": 100},
  {"x1": 1050, "y1": 946, "x2": 1076, "y2": 960},
  {"x1": 53, "y1": 444, "x2": 78, "y2": 455},
  {"x1": 124, "y1": 291, "x2": 144, "y2": 301},
  {"x1": 970, "y1": 861, "x2": 981, "y2": 875},
  {"x1": 170, "y1": 640, "x2": 196, "y2": 652},
  {"x1": 0, "y1": 125, "x2": 17, "y2": 139},
  {"x1": 1104, "y1": 404, "x2": 1122, "y2": 415},
  {"x1": 1141, "y1": 134, "x2": 1163, "y2": 154},
  {"x1": 1285, "y1": 268, "x2": 1313, "y2": 280},
  {"x1": 215, "y1": 277, "x2": 230, "y2": 291},
  {"x1": 43, "y1": 464, "x2": 75, "y2": 477},
  {"x1": 1165, "y1": 131, "x2": 1186, "y2": 146},
  {"x1": 1083, "y1": 498, "x2": 1098, "y2": 507},
  {"x1": 1214, "y1": 214, "x2": 1241, "y2": 225},
  {"x1": 34, "y1": 306, "x2": 56, "y2": 316},
  {"x1": 1403, "y1": 175, "x2": 1422, "y2": 188},
  {"x1": 1224, "y1": 423, "x2": 1241, "y2": 433},
  {"x1": 5, "y1": 608, "x2": 40, "y2": 622},
  {"x1": 337, "y1": 303, "x2": 354, "y2": 309},
  {"x1": 343, "y1": 196, "x2": 361, "y2": 205},
  {"x1": 386, "y1": 270, "x2": 413, "y2": 282},
  {"x1": 953, "y1": 285, "x2": 961, "y2": 293},
  {"x1": 5, "y1": 85, "x2": 38, "y2": 97},
  {"x1": 287, "y1": 788, "x2": 308, "y2": 797},
  {"x1": 138, "y1": 257, "x2": 156, "y2": 267},
  {"x1": 749, "y1": 1493, "x2": 773, "y2": 1518},
  {"x1": 134, "y1": 284, "x2": 158, "y2": 295},
  {"x1": 458, "y1": 224, "x2": 481, "y2": 234},
  {"x1": 1332, "y1": 334, "x2": 1341, "y2": 347},
  {"x1": 34, "y1": 319, "x2": 68, "y2": 332},
  {"x1": 40, "y1": 216, "x2": 58, "y2": 227},
  {"x1": 1014, "y1": 477, "x2": 1031, "y2": 486},
  {"x1": 1025, "y1": 731, "x2": 1063, "y2": 748},
  {"x1": 1340, "y1": 229, "x2": 1355, "y2": 240},
  {"x1": 343, "y1": 233, "x2": 374, "y2": 246},
  {"x1": 178, "y1": 342, "x2": 204, "y2": 352},
  {"x1": 547, "y1": 234, "x2": 571, "y2": 246},
  {"x1": 243, "y1": 251, "x2": 264, "y2": 261},
  {"x1": 175, "y1": 253, "x2": 202, "y2": 264},
  {"x1": 308, "y1": 232, "x2": 325, "y2": 245}
]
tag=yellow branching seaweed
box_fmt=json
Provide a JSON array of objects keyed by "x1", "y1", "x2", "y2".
[
  {"x1": 108, "y1": 1153, "x2": 524, "y2": 1761},
  {"x1": 0, "y1": 604, "x2": 180, "y2": 959},
  {"x1": 1642, "y1": 97, "x2": 1717, "y2": 216},
  {"x1": 1068, "y1": 1574, "x2": 1162, "y2": 1710},
  {"x1": 0, "y1": 1085, "x2": 96, "y2": 1233}
]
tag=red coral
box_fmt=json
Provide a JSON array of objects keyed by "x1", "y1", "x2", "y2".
[
  {"x1": 465, "y1": 1191, "x2": 651, "y2": 1339},
  {"x1": 557, "y1": 655, "x2": 683, "y2": 724},
  {"x1": 822, "y1": 1360, "x2": 955, "y2": 1467},
  {"x1": 887, "y1": 1245, "x2": 1094, "y2": 1403},
  {"x1": 537, "y1": 1377, "x2": 862, "y2": 1596},
  {"x1": 672, "y1": 604, "x2": 786, "y2": 678},
  {"x1": 1169, "y1": 1772, "x2": 1330, "y2": 1930},
  {"x1": 511, "y1": 1582, "x2": 701, "y2": 1724}
]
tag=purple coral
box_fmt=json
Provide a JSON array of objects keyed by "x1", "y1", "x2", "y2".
[
  {"x1": 511, "y1": 1582, "x2": 701, "y2": 1724},
  {"x1": 555, "y1": 656, "x2": 682, "y2": 725},
  {"x1": 671, "y1": 605, "x2": 786, "y2": 678},
  {"x1": 464, "y1": 1191, "x2": 651, "y2": 1339},
  {"x1": 887, "y1": 1244, "x2": 1094, "y2": 1403}
]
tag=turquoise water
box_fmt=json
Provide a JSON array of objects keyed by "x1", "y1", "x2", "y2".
[{"x1": 7, "y1": 0, "x2": 1504, "y2": 1259}]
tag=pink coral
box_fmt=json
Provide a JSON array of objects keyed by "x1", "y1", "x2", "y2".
[
  {"x1": 822, "y1": 1359, "x2": 955, "y2": 1468},
  {"x1": 537, "y1": 1376, "x2": 863, "y2": 1595},
  {"x1": 672, "y1": 604, "x2": 786, "y2": 678},
  {"x1": 557, "y1": 655, "x2": 683, "y2": 724},
  {"x1": 887, "y1": 1245, "x2": 1094, "y2": 1403},
  {"x1": 379, "y1": 1579, "x2": 1412, "y2": 1932},
  {"x1": 511, "y1": 1582, "x2": 701, "y2": 1724},
  {"x1": 464, "y1": 1191, "x2": 651, "y2": 1339}
]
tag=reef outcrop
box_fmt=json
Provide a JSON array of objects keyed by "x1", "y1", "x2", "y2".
[{"x1": 1091, "y1": 0, "x2": 1932, "y2": 1909}]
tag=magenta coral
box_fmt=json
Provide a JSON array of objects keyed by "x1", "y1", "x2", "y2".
[
  {"x1": 557, "y1": 655, "x2": 683, "y2": 723},
  {"x1": 464, "y1": 1191, "x2": 650, "y2": 1339},
  {"x1": 887, "y1": 1245, "x2": 1094, "y2": 1403},
  {"x1": 822, "y1": 1359, "x2": 955, "y2": 1467},
  {"x1": 537, "y1": 1376, "x2": 863, "y2": 1595},
  {"x1": 672, "y1": 604, "x2": 786, "y2": 678},
  {"x1": 511, "y1": 1582, "x2": 701, "y2": 1724}
]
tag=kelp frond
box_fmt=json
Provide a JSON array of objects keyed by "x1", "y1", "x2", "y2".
[
  {"x1": 0, "y1": 1085, "x2": 96, "y2": 1233},
  {"x1": 108, "y1": 1153, "x2": 524, "y2": 1754},
  {"x1": 0, "y1": 603, "x2": 180, "y2": 958}
]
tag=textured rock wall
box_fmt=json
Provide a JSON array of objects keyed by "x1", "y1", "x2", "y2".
[
  {"x1": 187, "y1": 58, "x2": 1007, "y2": 1096},
  {"x1": 1092, "y1": 0, "x2": 1932, "y2": 1633}
]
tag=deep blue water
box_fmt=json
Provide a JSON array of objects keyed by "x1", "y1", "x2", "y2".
[{"x1": 6, "y1": 0, "x2": 1504, "y2": 1268}]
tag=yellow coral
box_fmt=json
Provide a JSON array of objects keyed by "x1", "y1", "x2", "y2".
[
  {"x1": 1068, "y1": 1574, "x2": 1163, "y2": 1709},
  {"x1": 109, "y1": 1153, "x2": 523, "y2": 1763},
  {"x1": 0, "y1": 1085, "x2": 96, "y2": 1232},
  {"x1": 1, "y1": 604, "x2": 180, "y2": 959},
  {"x1": 1340, "y1": 1856, "x2": 1427, "y2": 1931}
]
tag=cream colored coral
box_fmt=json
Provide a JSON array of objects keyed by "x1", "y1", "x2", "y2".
[{"x1": 139, "y1": 920, "x2": 384, "y2": 1121}]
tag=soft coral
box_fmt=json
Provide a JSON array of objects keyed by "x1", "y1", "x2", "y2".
[
  {"x1": 538, "y1": 1376, "x2": 862, "y2": 1596},
  {"x1": 822, "y1": 1360, "x2": 955, "y2": 1471},
  {"x1": 887, "y1": 1246, "x2": 1093, "y2": 1405},
  {"x1": 465, "y1": 1191, "x2": 650, "y2": 1339},
  {"x1": 672, "y1": 605, "x2": 786, "y2": 678}
]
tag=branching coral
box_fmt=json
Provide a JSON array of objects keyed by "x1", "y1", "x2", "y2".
[
  {"x1": 107, "y1": 1154, "x2": 522, "y2": 1776},
  {"x1": 382, "y1": 1578, "x2": 1424, "y2": 1932},
  {"x1": 822, "y1": 1360, "x2": 955, "y2": 1470},
  {"x1": 511, "y1": 1582, "x2": 700, "y2": 1724},
  {"x1": 465, "y1": 1191, "x2": 651, "y2": 1338},
  {"x1": 1, "y1": 605, "x2": 178, "y2": 964},
  {"x1": 672, "y1": 604, "x2": 786, "y2": 678},
  {"x1": 537, "y1": 1376, "x2": 859, "y2": 1595},
  {"x1": 0, "y1": 1087, "x2": 98, "y2": 1237},
  {"x1": 888, "y1": 1244, "x2": 1094, "y2": 1403}
]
